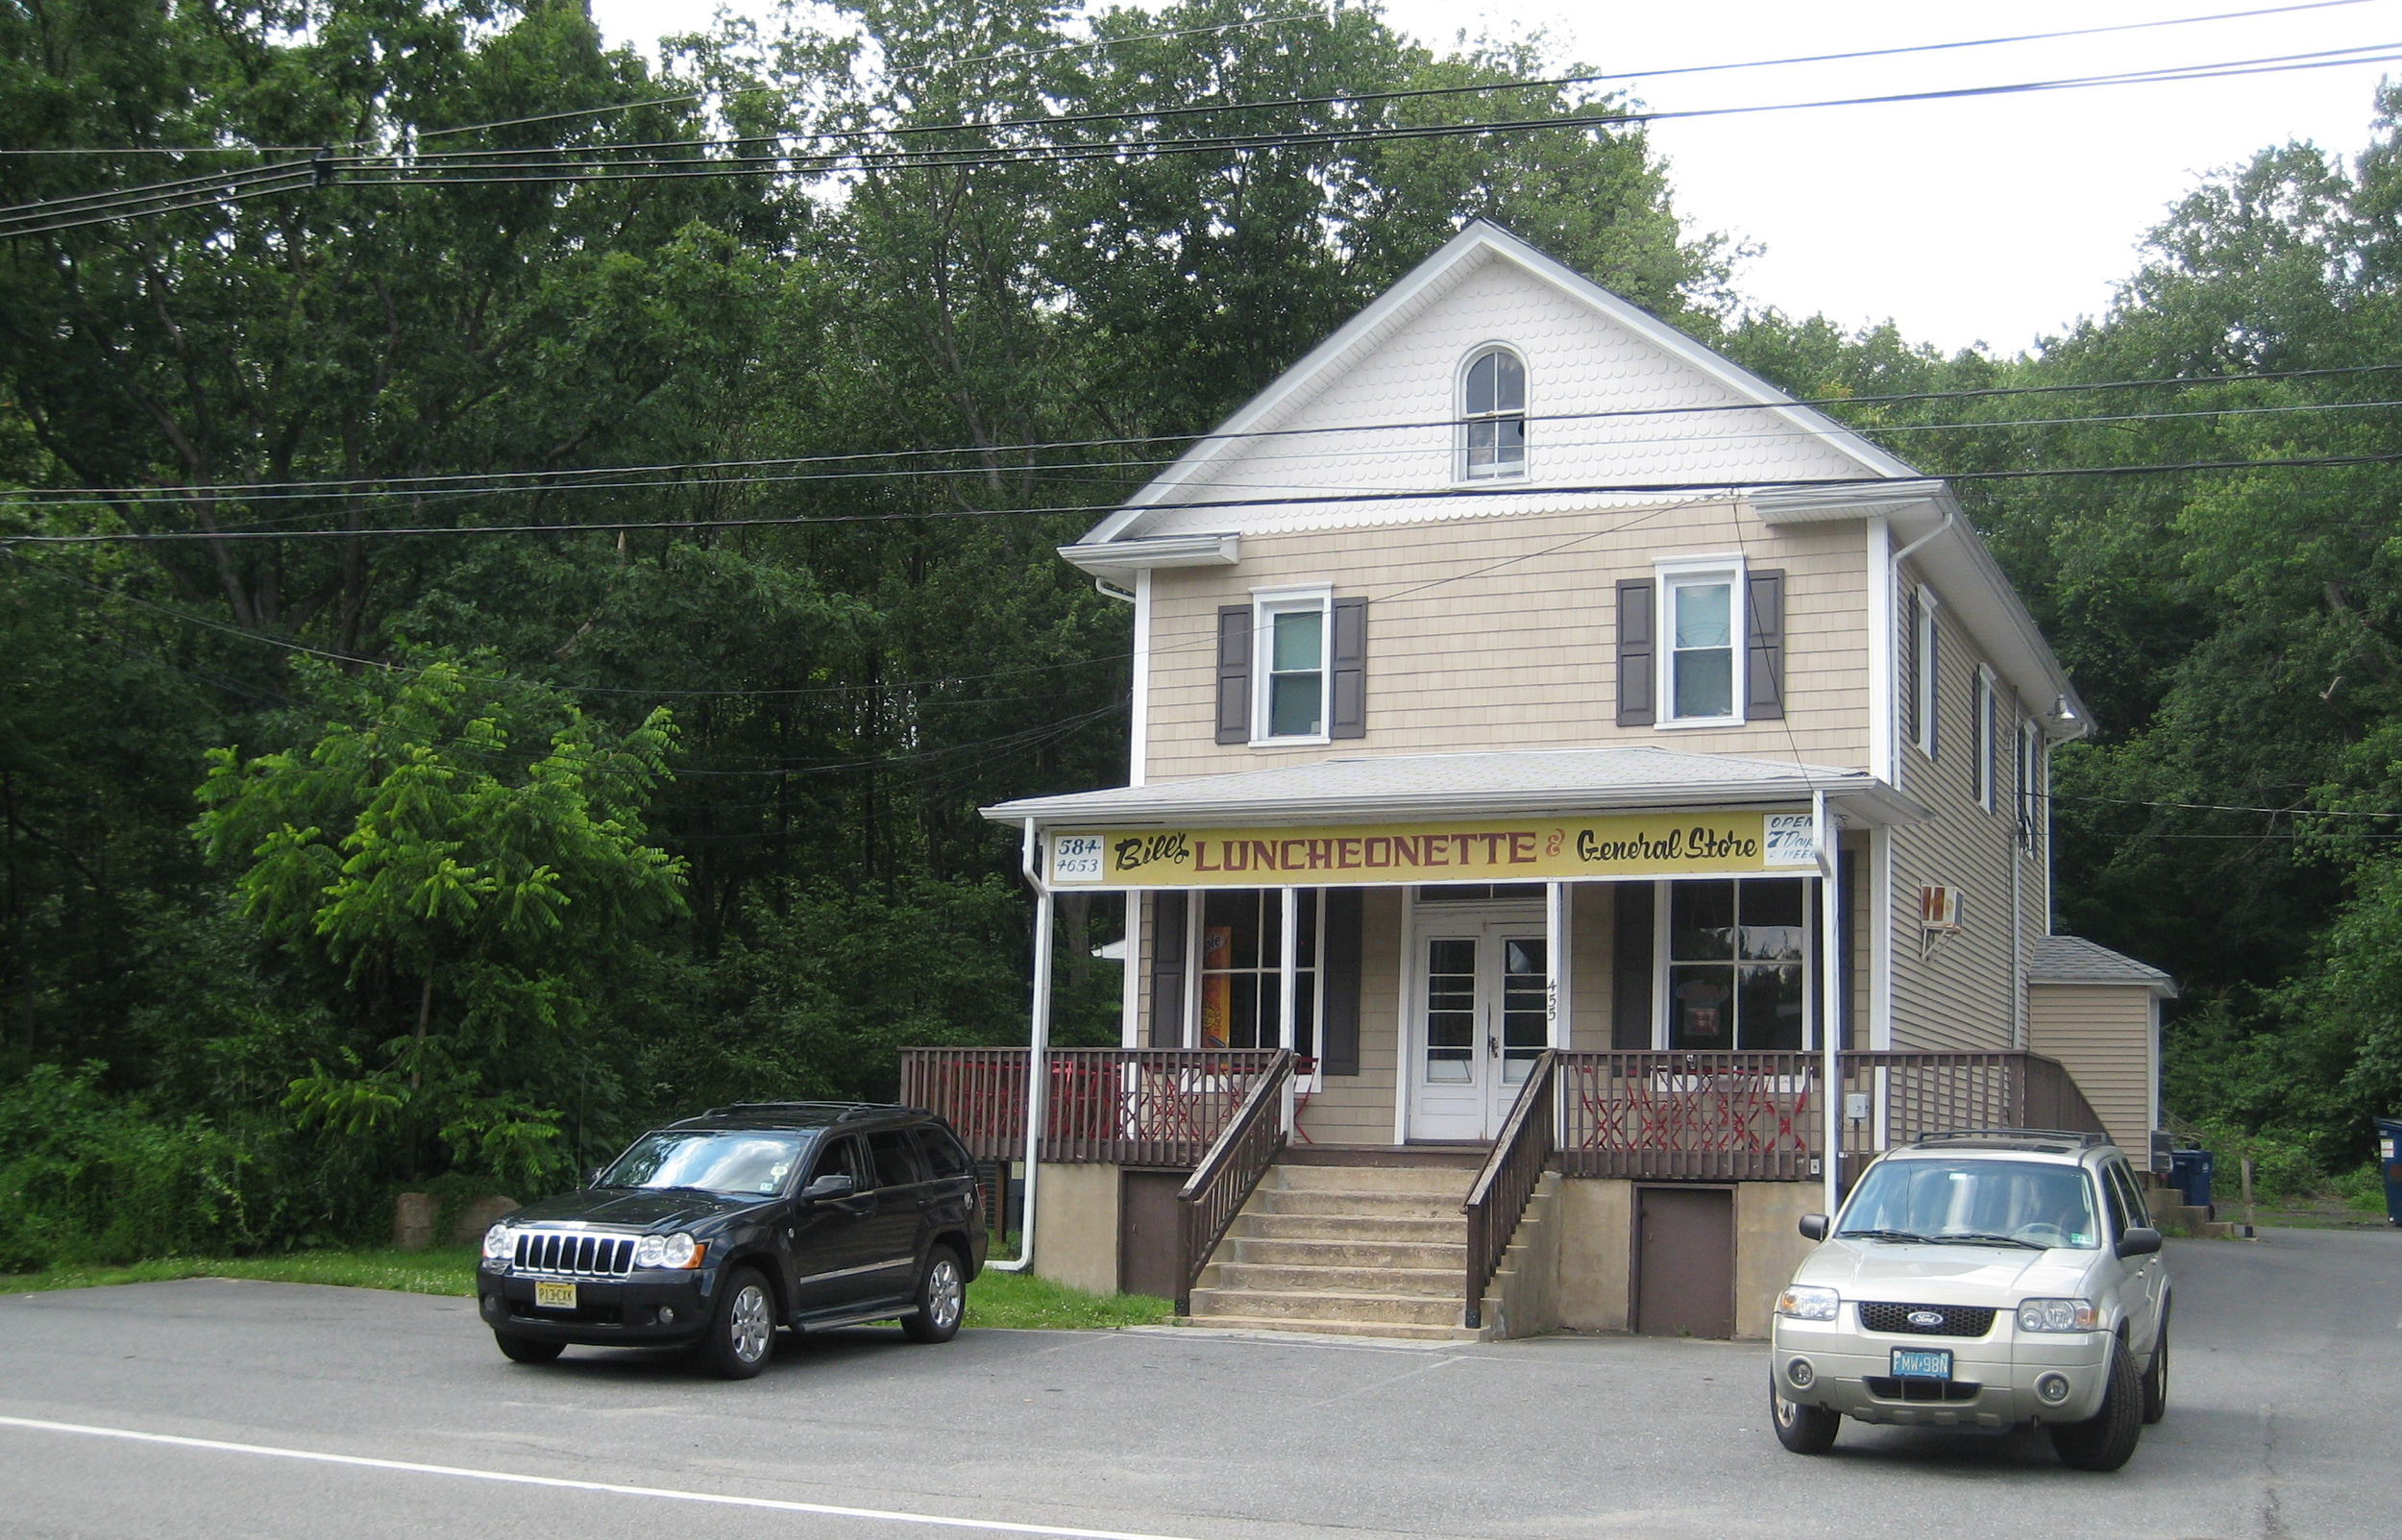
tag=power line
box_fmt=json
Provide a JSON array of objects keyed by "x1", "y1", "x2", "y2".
[
  {"x1": 12, "y1": 452, "x2": 2402, "y2": 550},
  {"x1": 9, "y1": 364, "x2": 2402, "y2": 516},
  {"x1": 5, "y1": 0, "x2": 2369, "y2": 159},
  {"x1": 10, "y1": 39, "x2": 2400, "y2": 235}
]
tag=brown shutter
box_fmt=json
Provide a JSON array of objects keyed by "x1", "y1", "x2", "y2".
[
  {"x1": 1745, "y1": 569, "x2": 1785, "y2": 721},
  {"x1": 1148, "y1": 892, "x2": 1187, "y2": 1047},
  {"x1": 1900, "y1": 587, "x2": 1920, "y2": 750},
  {"x1": 1214, "y1": 606, "x2": 1251, "y2": 745},
  {"x1": 1329, "y1": 597, "x2": 1367, "y2": 740},
  {"x1": 1319, "y1": 889, "x2": 1362, "y2": 1075},
  {"x1": 1611, "y1": 881, "x2": 1654, "y2": 1049},
  {"x1": 1615, "y1": 579, "x2": 1655, "y2": 727}
]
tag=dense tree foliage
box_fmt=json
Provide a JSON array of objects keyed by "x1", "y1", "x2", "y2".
[
  {"x1": 0, "y1": 0, "x2": 1730, "y2": 1260},
  {"x1": 7, "y1": 0, "x2": 2400, "y2": 1262}
]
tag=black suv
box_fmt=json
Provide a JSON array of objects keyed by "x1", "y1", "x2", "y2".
[{"x1": 475, "y1": 1103, "x2": 988, "y2": 1378}]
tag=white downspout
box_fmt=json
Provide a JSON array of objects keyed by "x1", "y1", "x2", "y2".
[
  {"x1": 1128, "y1": 569, "x2": 1151, "y2": 789},
  {"x1": 990, "y1": 818, "x2": 1053, "y2": 1273},
  {"x1": 1816, "y1": 790, "x2": 1843, "y2": 1218}
]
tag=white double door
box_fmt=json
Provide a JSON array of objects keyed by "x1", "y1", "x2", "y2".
[{"x1": 1408, "y1": 907, "x2": 1550, "y2": 1142}]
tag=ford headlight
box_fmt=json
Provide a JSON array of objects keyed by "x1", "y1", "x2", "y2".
[
  {"x1": 2016, "y1": 1297, "x2": 2098, "y2": 1332},
  {"x1": 1776, "y1": 1284, "x2": 1840, "y2": 1321},
  {"x1": 481, "y1": 1224, "x2": 515, "y2": 1264},
  {"x1": 634, "y1": 1232, "x2": 705, "y2": 1269}
]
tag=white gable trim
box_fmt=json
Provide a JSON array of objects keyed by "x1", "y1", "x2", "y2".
[{"x1": 1078, "y1": 220, "x2": 1920, "y2": 547}]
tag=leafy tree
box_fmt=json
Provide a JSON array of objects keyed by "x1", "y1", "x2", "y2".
[{"x1": 193, "y1": 655, "x2": 685, "y2": 1186}]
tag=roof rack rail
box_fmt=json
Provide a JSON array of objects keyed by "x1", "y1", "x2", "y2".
[
  {"x1": 1915, "y1": 1128, "x2": 2112, "y2": 1147},
  {"x1": 699, "y1": 1100, "x2": 854, "y2": 1115}
]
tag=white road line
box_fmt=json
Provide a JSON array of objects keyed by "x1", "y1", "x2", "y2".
[{"x1": 0, "y1": 1415, "x2": 1212, "y2": 1540}]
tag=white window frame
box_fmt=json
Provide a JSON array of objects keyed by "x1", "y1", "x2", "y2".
[
  {"x1": 1649, "y1": 877, "x2": 1819, "y2": 1051},
  {"x1": 1457, "y1": 343, "x2": 1529, "y2": 483},
  {"x1": 1975, "y1": 666, "x2": 1998, "y2": 812},
  {"x1": 1914, "y1": 584, "x2": 1940, "y2": 760},
  {"x1": 1184, "y1": 890, "x2": 1326, "y2": 1088},
  {"x1": 1250, "y1": 585, "x2": 1333, "y2": 746},
  {"x1": 1656, "y1": 555, "x2": 1747, "y2": 728}
]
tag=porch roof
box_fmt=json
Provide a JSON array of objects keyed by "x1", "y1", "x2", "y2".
[
  {"x1": 980, "y1": 746, "x2": 1925, "y2": 829},
  {"x1": 2027, "y1": 935, "x2": 2178, "y2": 997}
]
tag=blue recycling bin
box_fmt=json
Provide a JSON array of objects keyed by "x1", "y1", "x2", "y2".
[
  {"x1": 2169, "y1": 1149, "x2": 2216, "y2": 1215},
  {"x1": 2378, "y1": 1118, "x2": 2402, "y2": 1228}
]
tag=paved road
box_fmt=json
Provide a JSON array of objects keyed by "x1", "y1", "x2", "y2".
[{"x1": 1, "y1": 1227, "x2": 2395, "y2": 1540}]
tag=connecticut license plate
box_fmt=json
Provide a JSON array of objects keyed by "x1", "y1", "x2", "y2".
[
  {"x1": 1891, "y1": 1347, "x2": 1952, "y2": 1381},
  {"x1": 533, "y1": 1281, "x2": 577, "y2": 1310}
]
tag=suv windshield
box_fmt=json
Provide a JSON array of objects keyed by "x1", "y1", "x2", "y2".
[
  {"x1": 600, "y1": 1131, "x2": 814, "y2": 1197},
  {"x1": 1836, "y1": 1157, "x2": 2100, "y2": 1250}
]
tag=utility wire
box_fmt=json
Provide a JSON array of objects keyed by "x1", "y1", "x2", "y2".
[
  {"x1": 4, "y1": 0, "x2": 2370, "y2": 158},
  {"x1": 9, "y1": 364, "x2": 2402, "y2": 514},
  {"x1": 9, "y1": 39, "x2": 2399, "y2": 234},
  {"x1": 13, "y1": 452, "x2": 2402, "y2": 550}
]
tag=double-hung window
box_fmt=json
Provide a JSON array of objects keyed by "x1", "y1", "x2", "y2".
[
  {"x1": 1461, "y1": 347, "x2": 1527, "y2": 478},
  {"x1": 1661, "y1": 566, "x2": 1742, "y2": 724},
  {"x1": 1256, "y1": 591, "x2": 1330, "y2": 741}
]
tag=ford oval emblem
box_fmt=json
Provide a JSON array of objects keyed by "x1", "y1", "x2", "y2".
[{"x1": 1907, "y1": 1309, "x2": 1945, "y2": 1328}]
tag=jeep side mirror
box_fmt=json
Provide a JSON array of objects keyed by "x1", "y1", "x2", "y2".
[
  {"x1": 800, "y1": 1172, "x2": 855, "y2": 1202},
  {"x1": 1799, "y1": 1213, "x2": 1830, "y2": 1241},
  {"x1": 2118, "y1": 1226, "x2": 2162, "y2": 1258}
]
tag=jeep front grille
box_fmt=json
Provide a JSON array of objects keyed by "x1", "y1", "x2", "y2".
[
  {"x1": 1857, "y1": 1302, "x2": 1996, "y2": 1337},
  {"x1": 513, "y1": 1230, "x2": 636, "y2": 1277}
]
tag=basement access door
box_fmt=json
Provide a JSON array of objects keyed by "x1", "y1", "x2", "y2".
[{"x1": 1634, "y1": 1186, "x2": 1735, "y2": 1338}]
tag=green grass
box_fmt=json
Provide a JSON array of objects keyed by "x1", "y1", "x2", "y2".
[{"x1": 0, "y1": 1245, "x2": 1177, "y2": 1330}]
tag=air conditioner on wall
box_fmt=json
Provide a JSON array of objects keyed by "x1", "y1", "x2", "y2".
[{"x1": 1918, "y1": 886, "x2": 1963, "y2": 931}]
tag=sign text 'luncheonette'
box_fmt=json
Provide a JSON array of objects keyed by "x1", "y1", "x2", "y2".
[{"x1": 1046, "y1": 812, "x2": 1818, "y2": 888}]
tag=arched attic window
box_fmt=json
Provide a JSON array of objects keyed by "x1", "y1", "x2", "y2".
[{"x1": 1460, "y1": 346, "x2": 1527, "y2": 479}]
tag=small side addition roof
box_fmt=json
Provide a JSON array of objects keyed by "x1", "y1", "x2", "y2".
[{"x1": 2027, "y1": 935, "x2": 2178, "y2": 998}]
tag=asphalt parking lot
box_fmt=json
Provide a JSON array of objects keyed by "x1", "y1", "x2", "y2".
[{"x1": 1, "y1": 1226, "x2": 2395, "y2": 1540}]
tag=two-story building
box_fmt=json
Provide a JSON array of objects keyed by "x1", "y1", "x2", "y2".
[{"x1": 902, "y1": 222, "x2": 2170, "y2": 1341}]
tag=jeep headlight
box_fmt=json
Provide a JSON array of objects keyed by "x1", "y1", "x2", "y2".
[
  {"x1": 634, "y1": 1232, "x2": 705, "y2": 1269},
  {"x1": 481, "y1": 1224, "x2": 515, "y2": 1264},
  {"x1": 2015, "y1": 1296, "x2": 2098, "y2": 1332},
  {"x1": 1776, "y1": 1284, "x2": 1840, "y2": 1321}
]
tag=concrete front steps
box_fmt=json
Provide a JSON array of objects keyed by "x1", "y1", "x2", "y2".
[{"x1": 1184, "y1": 1156, "x2": 1549, "y2": 1341}]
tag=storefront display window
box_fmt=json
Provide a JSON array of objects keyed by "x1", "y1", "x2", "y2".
[
  {"x1": 1665, "y1": 878, "x2": 1807, "y2": 1049},
  {"x1": 1198, "y1": 889, "x2": 1320, "y2": 1056}
]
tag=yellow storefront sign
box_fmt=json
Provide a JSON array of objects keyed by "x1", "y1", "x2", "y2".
[{"x1": 1047, "y1": 811, "x2": 1818, "y2": 888}]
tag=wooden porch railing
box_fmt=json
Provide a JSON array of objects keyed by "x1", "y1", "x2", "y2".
[
  {"x1": 1462, "y1": 1050, "x2": 1556, "y2": 1332},
  {"x1": 897, "y1": 1047, "x2": 1284, "y2": 1166},
  {"x1": 1555, "y1": 1049, "x2": 2109, "y2": 1181},
  {"x1": 1174, "y1": 1049, "x2": 1294, "y2": 1314}
]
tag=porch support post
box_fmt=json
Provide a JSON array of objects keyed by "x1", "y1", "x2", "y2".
[
  {"x1": 1544, "y1": 881, "x2": 1571, "y2": 1049},
  {"x1": 991, "y1": 819, "x2": 1052, "y2": 1273},
  {"x1": 1815, "y1": 792, "x2": 1843, "y2": 1218},
  {"x1": 1279, "y1": 884, "x2": 1300, "y2": 1134}
]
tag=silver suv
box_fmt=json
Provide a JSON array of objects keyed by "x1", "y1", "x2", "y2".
[{"x1": 1769, "y1": 1131, "x2": 2169, "y2": 1471}]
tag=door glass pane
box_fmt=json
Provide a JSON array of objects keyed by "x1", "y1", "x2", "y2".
[
  {"x1": 1501, "y1": 938, "x2": 1547, "y2": 1084},
  {"x1": 1670, "y1": 881, "x2": 1736, "y2": 960},
  {"x1": 1424, "y1": 938, "x2": 1476, "y2": 1083},
  {"x1": 1738, "y1": 879, "x2": 1806, "y2": 961},
  {"x1": 1669, "y1": 966, "x2": 1734, "y2": 1047},
  {"x1": 1735, "y1": 965, "x2": 1804, "y2": 1050}
]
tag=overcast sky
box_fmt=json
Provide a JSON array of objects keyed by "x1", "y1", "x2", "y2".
[{"x1": 585, "y1": 0, "x2": 2402, "y2": 356}]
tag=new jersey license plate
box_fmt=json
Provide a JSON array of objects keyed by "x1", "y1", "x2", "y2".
[
  {"x1": 1891, "y1": 1347, "x2": 1952, "y2": 1381},
  {"x1": 533, "y1": 1281, "x2": 577, "y2": 1310}
]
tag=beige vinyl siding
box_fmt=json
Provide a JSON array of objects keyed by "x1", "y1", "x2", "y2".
[
  {"x1": 1570, "y1": 882, "x2": 1615, "y2": 1051},
  {"x1": 1885, "y1": 565, "x2": 2027, "y2": 1052},
  {"x1": 1143, "y1": 501, "x2": 1870, "y2": 778},
  {"x1": 2027, "y1": 984, "x2": 2156, "y2": 1153},
  {"x1": 1295, "y1": 888, "x2": 1404, "y2": 1142}
]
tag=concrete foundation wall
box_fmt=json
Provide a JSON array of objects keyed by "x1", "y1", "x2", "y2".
[
  {"x1": 1554, "y1": 1178, "x2": 1633, "y2": 1332},
  {"x1": 1033, "y1": 1161, "x2": 1121, "y2": 1296},
  {"x1": 1485, "y1": 1173, "x2": 1562, "y2": 1338},
  {"x1": 1732, "y1": 1182, "x2": 1822, "y2": 1340}
]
